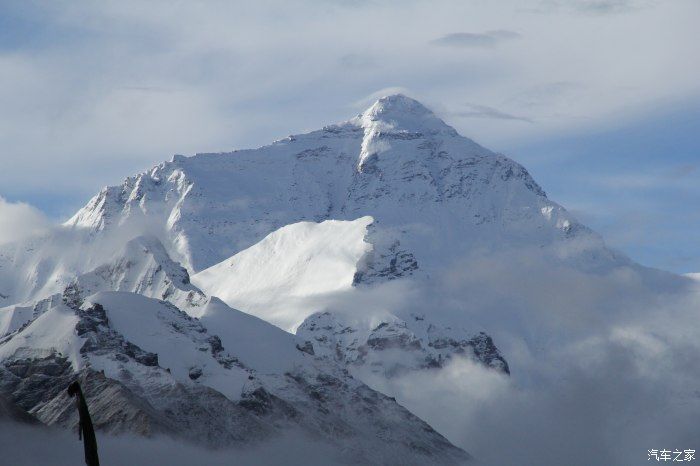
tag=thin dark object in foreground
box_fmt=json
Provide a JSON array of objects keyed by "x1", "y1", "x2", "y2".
[{"x1": 67, "y1": 381, "x2": 100, "y2": 466}]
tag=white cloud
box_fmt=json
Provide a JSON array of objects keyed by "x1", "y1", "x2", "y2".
[
  {"x1": 0, "y1": 197, "x2": 51, "y2": 245},
  {"x1": 344, "y1": 247, "x2": 700, "y2": 466}
]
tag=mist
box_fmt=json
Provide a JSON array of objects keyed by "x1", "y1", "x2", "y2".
[
  {"x1": 339, "y1": 247, "x2": 700, "y2": 466},
  {"x1": 0, "y1": 422, "x2": 347, "y2": 466},
  {"x1": 0, "y1": 197, "x2": 51, "y2": 245}
]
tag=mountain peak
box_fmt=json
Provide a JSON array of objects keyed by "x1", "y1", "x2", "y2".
[
  {"x1": 360, "y1": 94, "x2": 454, "y2": 135},
  {"x1": 357, "y1": 94, "x2": 457, "y2": 171},
  {"x1": 364, "y1": 94, "x2": 432, "y2": 118}
]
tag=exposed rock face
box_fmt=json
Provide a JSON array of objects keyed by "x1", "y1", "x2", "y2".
[
  {"x1": 297, "y1": 311, "x2": 509, "y2": 378},
  {"x1": 0, "y1": 354, "x2": 274, "y2": 442},
  {"x1": 353, "y1": 237, "x2": 420, "y2": 285}
]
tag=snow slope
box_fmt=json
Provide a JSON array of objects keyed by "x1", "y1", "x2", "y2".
[
  {"x1": 192, "y1": 216, "x2": 373, "y2": 331},
  {"x1": 194, "y1": 297, "x2": 308, "y2": 374}
]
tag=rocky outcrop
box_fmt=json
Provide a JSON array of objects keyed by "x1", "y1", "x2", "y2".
[
  {"x1": 353, "y1": 238, "x2": 419, "y2": 285},
  {"x1": 297, "y1": 311, "x2": 509, "y2": 378}
]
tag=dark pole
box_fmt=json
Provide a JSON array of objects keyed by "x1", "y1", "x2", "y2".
[{"x1": 67, "y1": 381, "x2": 100, "y2": 466}]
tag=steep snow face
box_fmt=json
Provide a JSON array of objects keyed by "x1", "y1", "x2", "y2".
[
  {"x1": 0, "y1": 294, "x2": 64, "y2": 337},
  {"x1": 192, "y1": 217, "x2": 373, "y2": 331},
  {"x1": 0, "y1": 303, "x2": 34, "y2": 337},
  {"x1": 65, "y1": 94, "x2": 618, "y2": 279},
  {"x1": 194, "y1": 297, "x2": 309, "y2": 374}
]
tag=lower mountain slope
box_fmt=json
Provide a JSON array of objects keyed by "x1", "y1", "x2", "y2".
[{"x1": 0, "y1": 286, "x2": 470, "y2": 465}]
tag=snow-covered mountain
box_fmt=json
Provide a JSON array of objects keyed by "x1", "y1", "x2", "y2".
[
  {"x1": 1, "y1": 94, "x2": 643, "y2": 314},
  {"x1": 1, "y1": 94, "x2": 687, "y2": 464},
  {"x1": 64, "y1": 95, "x2": 623, "y2": 277}
]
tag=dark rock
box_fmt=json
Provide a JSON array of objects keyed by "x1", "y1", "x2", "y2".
[
  {"x1": 295, "y1": 341, "x2": 315, "y2": 355},
  {"x1": 188, "y1": 367, "x2": 203, "y2": 380}
]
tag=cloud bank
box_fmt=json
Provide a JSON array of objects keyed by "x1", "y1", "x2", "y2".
[
  {"x1": 0, "y1": 424, "x2": 345, "y2": 466},
  {"x1": 326, "y1": 246, "x2": 700, "y2": 466},
  {"x1": 0, "y1": 197, "x2": 51, "y2": 245}
]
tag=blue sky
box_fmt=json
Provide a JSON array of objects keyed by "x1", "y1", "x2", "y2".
[
  {"x1": 0, "y1": 0, "x2": 698, "y2": 272},
  {"x1": 507, "y1": 101, "x2": 700, "y2": 273}
]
